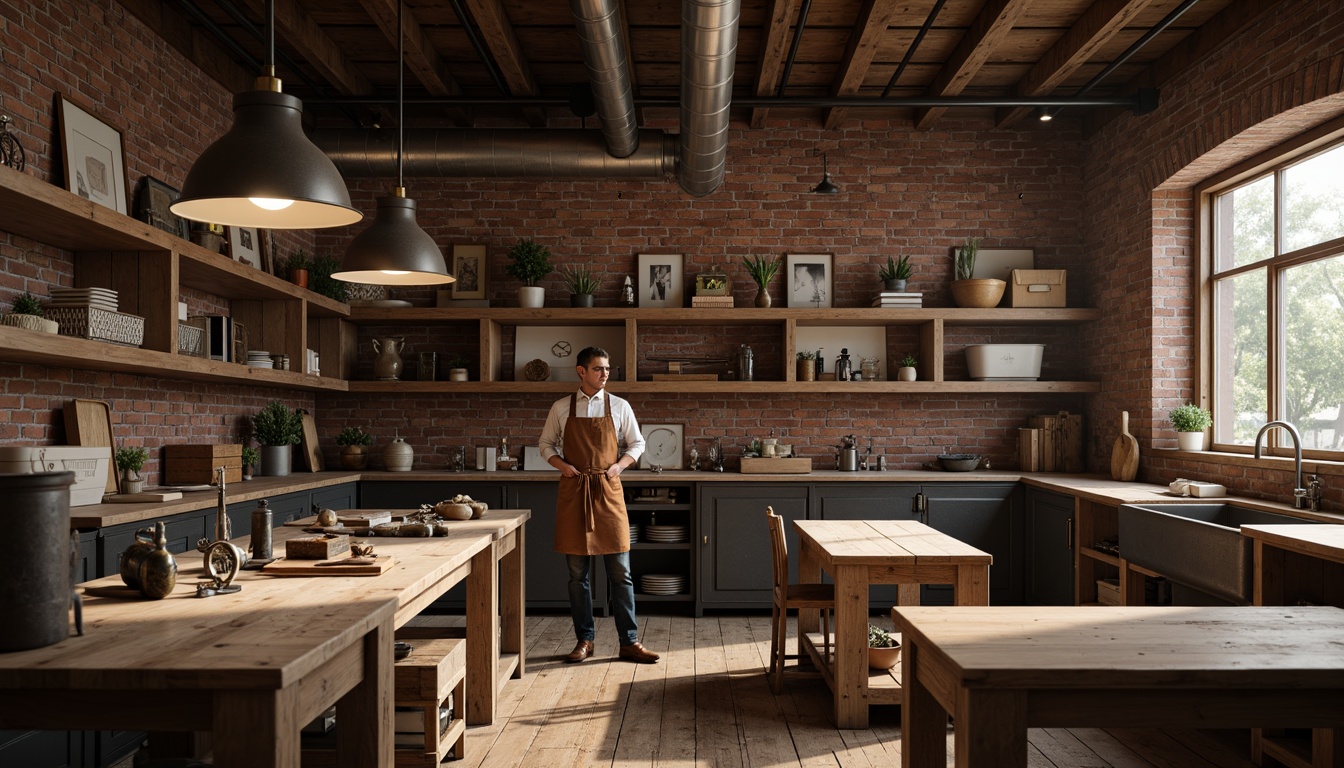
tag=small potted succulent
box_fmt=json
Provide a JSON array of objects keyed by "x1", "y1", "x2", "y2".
[
  {"x1": 114, "y1": 445, "x2": 149, "y2": 494},
  {"x1": 505, "y1": 238, "x2": 553, "y2": 308},
  {"x1": 796, "y1": 350, "x2": 817, "y2": 382},
  {"x1": 1169, "y1": 403, "x2": 1212, "y2": 451},
  {"x1": 867, "y1": 623, "x2": 901, "y2": 670},
  {"x1": 336, "y1": 426, "x2": 373, "y2": 470},
  {"x1": 444, "y1": 353, "x2": 471, "y2": 382},
  {"x1": 897, "y1": 353, "x2": 918, "y2": 382},
  {"x1": 284, "y1": 249, "x2": 313, "y2": 289},
  {"x1": 3, "y1": 292, "x2": 58, "y2": 334},
  {"x1": 879, "y1": 255, "x2": 913, "y2": 292},
  {"x1": 253, "y1": 400, "x2": 303, "y2": 476},
  {"x1": 560, "y1": 265, "x2": 600, "y2": 308},
  {"x1": 950, "y1": 236, "x2": 1005, "y2": 308},
  {"x1": 742, "y1": 255, "x2": 780, "y2": 308},
  {"x1": 241, "y1": 445, "x2": 260, "y2": 480}
]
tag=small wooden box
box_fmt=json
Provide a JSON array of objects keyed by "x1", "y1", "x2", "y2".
[
  {"x1": 165, "y1": 444, "x2": 243, "y2": 485},
  {"x1": 285, "y1": 534, "x2": 351, "y2": 560},
  {"x1": 393, "y1": 637, "x2": 466, "y2": 703},
  {"x1": 740, "y1": 457, "x2": 812, "y2": 474},
  {"x1": 1096, "y1": 578, "x2": 1121, "y2": 606}
]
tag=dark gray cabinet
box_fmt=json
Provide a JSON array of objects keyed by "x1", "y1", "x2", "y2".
[
  {"x1": 921, "y1": 484, "x2": 1024, "y2": 606},
  {"x1": 359, "y1": 480, "x2": 507, "y2": 510},
  {"x1": 510, "y1": 481, "x2": 582, "y2": 610},
  {"x1": 1025, "y1": 487, "x2": 1075, "y2": 605},
  {"x1": 0, "y1": 729, "x2": 88, "y2": 768},
  {"x1": 815, "y1": 484, "x2": 921, "y2": 608},
  {"x1": 697, "y1": 484, "x2": 808, "y2": 608}
]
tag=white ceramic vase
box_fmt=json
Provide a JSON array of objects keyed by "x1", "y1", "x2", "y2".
[
  {"x1": 384, "y1": 438, "x2": 414, "y2": 471},
  {"x1": 1176, "y1": 431, "x2": 1205, "y2": 451},
  {"x1": 518, "y1": 286, "x2": 545, "y2": 308}
]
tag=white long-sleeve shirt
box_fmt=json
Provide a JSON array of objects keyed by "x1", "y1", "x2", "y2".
[{"x1": 538, "y1": 388, "x2": 645, "y2": 465}]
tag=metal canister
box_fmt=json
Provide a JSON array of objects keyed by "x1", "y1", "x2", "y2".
[
  {"x1": 251, "y1": 500, "x2": 273, "y2": 561},
  {"x1": 0, "y1": 471, "x2": 75, "y2": 651},
  {"x1": 738, "y1": 344, "x2": 754, "y2": 382}
]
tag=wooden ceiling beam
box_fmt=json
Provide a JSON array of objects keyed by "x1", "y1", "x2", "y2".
[
  {"x1": 751, "y1": 0, "x2": 801, "y2": 129},
  {"x1": 238, "y1": 0, "x2": 373, "y2": 96},
  {"x1": 996, "y1": 0, "x2": 1156, "y2": 129},
  {"x1": 461, "y1": 0, "x2": 546, "y2": 126},
  {"x1": 356, "y1": 0, "x2": 461, "y2": 97},
  {"x1": 113, "y1": 0, "x2": 251, "y2": 94},
  {"x1": 823, "y1": 0, "x2": 903, "y2": 130},
  {"x1": 913, "y1": 0, "x2": 1031, "y2": 130}
]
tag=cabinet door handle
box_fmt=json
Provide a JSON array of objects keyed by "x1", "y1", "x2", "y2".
[
  {"x1": 703, "y1": 535, "x2": 709, "y2": 545},
  {"x1": 1066, "y1": 516, "x2": 1074, "y2": 551}
]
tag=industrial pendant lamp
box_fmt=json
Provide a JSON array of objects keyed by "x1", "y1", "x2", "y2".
[
  {"x1": 812, "y1": 153, "x2": 839, "y2": 194},
  {"x1": 333, "y1": 0, "x2": 452, "y2": 286},
  {"x1": 171, "y1": 0, "x2": 360, "y2": 229}
]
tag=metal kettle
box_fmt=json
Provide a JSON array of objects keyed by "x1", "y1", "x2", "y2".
[{"x1": 837, "y1": 434, "x2": 860, "y2": 471}]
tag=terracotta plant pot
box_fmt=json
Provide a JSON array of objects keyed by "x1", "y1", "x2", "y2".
[
  {"x1": 950, "y1": 278, "x2": 1006, "y2": 308},
  {"x1": 868, "y1": 644, "x2": 901, "y2": 670},
  {"x1": 289, "y1": 268, "x2": 309, "y2": 289}
]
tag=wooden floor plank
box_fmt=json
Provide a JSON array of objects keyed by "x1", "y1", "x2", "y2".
[
  {"x1": 654, "y1": 615, "x2": 698, "y2": 768},
  {"x1": 694, "y1": 618, "x2": 746, "y2": 768}
]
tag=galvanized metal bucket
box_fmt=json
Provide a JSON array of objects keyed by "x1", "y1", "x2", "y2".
[{"x1": 0, "y1": 471, "x2": 74, "y2": 652}]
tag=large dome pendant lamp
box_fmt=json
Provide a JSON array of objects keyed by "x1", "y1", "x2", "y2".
[
  {"x1": 171, "y1": 0, "x2": 360, "y2": 230},
  {"x1": 333, "y1": 0, "x2": 452, "y2": 286}
]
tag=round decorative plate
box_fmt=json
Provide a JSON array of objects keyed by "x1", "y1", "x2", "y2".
[{"x1": 524, "y1": 358, "x2": 550, "y2": 381}]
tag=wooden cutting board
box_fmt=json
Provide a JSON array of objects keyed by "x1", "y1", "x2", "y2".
[
  {"x1": 262, "y1": 553, "x2": 396, "y2": 576},
  {"x1": 1110, "y1": 410, "x2": 1139, "y2": 481},
  {"x1": 64, "y1": 398, "x2": 119, "y2": 493},
  {"x1": 299, "y1": 409, "x2": 323, "y2": 472}
]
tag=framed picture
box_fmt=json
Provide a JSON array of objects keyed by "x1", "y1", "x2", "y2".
[
  {"x1": 57, "y1": 94, "x2": 128, "y2": 215},
  {"x1": 135, "y1": 176, "x2": 189, "y2": 240},
  {"x1": 786, "y1": 253, "x2": 833, "y2": 308},
  {"x1": 639, "y1": 423, "x2": 684, "y2": 470},
  {"x1": 451, "y1": 244, "x2": 488, "y2": 300},
  {"x1": 228, "y1": 225, "x2": 263, "y2": 269},
  {"x1": 637, "y1": 253, "x2": 684, "y2": 308}
]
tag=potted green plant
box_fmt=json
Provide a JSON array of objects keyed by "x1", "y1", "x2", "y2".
[
  {"x1": 253, "y1": 400, "x2": 302, "y2": 476},
  {"x1": 284, "y1": 249, "x2": 312, "y2": 289},
  {"x1": 897, "y1": 353, "x2": 918, "y2": 382},
  {"x1": 867, "y1": 623, "x2": 901, "y2": 670},
  {"x1": 505, "y1": 239, "x2": 553, "y2": 308},
  {"x1": 241, "y1": 445, "x2": 260, "y2": 480},
  {"x1": 950, "y1": 236, "x2": 1005, "y2": 308},
  {"x1": 560, "y1": 265, "x2": 600, "y2": 308},
  {"x1": 308, "y1": 255, "x2": 349, "y2": 303},
  {"x1": 114, "y1": 445, "x2": 149, "y2": 494},
  {"x1": 796, "y1": 350, "x2": 817, "y2": 381},
  {"x1": 3, "y1": 292, "x2": 58, "y2": 334},
  {"x1": 335, "y1": 426, "x2": 373, "y2": 470},
  {"x1": 879, "y1": 255, "x2": 913, "y2": 292},
  {"x1": 742, "y1": 255, "x2": 780, "y2": 308},
  {"x1": 1170, "y1": 403, "x2": 1212, "y2": 451}
]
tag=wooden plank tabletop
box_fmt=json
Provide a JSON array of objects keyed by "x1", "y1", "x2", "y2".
[
  {"x1": 794, "y1": 519, "x2": 992, "y2": 565},
  {"x1": 1243, "y1": 523, "x2": 1344, "y2": 564},
  {"x1": 892, "y1": 605, "x2": 1344, "y2": 689}
]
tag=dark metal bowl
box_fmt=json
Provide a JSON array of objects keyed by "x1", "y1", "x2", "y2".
[{"x1": 937, "y1": 454, "x2": 981, "y2": 472}]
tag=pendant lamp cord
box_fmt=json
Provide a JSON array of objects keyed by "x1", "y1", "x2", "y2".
[
  {"x1": 397, "y1": 0, "x2": 405, "y2": 190},
  {"x1": 266, "y1": 0, "x2": 275, "y2": 72}
]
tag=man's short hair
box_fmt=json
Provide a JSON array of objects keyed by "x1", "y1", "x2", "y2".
[{"x1": 577, "y1": 346, "x2": 610, "y2": 367}]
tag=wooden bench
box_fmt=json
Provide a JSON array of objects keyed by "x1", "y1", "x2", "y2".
[{"x1": 394, "y1": 637, "x2": 466, "y2": 766}]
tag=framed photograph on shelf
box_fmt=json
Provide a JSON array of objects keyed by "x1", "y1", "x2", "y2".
[
  {"x1": 135, "y1": 176, "x2": 189, "y2": 240},
  {"x1": 637, "y1": 252, "x2": 684, "y2": 308},
  {"x1": 639, "y1": 423, "x2": 684, "y2": 470},
  {"x1": 786, "y1": 253, "x2": 833, "y2": 308},
  {"x1": 227, "y1": 225, "x2": 263, "y2": 269},
  {"x1": 451, "y1": 244, "x2": 488, "y2": 299},
  {"x1": 57, "y1": 94, "x2": 129, "y2": 215}
]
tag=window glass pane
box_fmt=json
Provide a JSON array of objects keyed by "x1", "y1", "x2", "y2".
[
  {"x1": 1284, "y1": 144, "x2": 1344, "y2": 252},
  {"x1": 1283, "y1": 256, "x2": 1344, "y2": 449},
  {"x1": 1214, "y1": 269, "x2": 1266, "y2": 445},
  {"x1": 1215, "y1": 176, "x2": 1274, "y2": 270}
]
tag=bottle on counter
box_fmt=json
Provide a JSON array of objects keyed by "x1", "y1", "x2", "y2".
[
  {"x1": 835, "y1": 348, "x2": 853, "y2": 382},
  {"x1": 738, "y1": 344, "x2": 754, "y2": 382}
]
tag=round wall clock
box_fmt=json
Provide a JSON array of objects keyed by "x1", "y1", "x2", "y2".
[{"x1": 641, "y1": 424, "x2": 682, "y2": 469}]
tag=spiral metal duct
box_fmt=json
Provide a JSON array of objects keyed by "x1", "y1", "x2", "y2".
[
  {"x1": 678, "y1": 0, "x2": 740, "y2": 197},
  {"x1": 571, "y1": 0, "x2": 639, "y2": 158}
]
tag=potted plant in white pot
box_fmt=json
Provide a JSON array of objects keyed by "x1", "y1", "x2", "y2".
[
  {"x1": 950, "y1": 236, "x2": 1006, "y2": 308},
  {"x1": 1170, "y1": 403, "x2": 1212, "y2": 451},
  {"x1": 506, "y1": 238, "x2": 553, "y2": 308},
  {"x1": 241, "y1": 445, "x2": 259, "y2": 480},
  {"x1": 560, "y1": 265, "x2": 600, "y2": 308},
  {"x1": 879, "y1": 254, "x2": 912, "y2": 292},
  {"x1": 867, "y1": 623, "x2": 901, "y2": 670},
  {"x1": 742, "y1": 255, "x2": 780, "y2": 308},
  {"x1": 3, "y1": 292, "x2": 58, "y2": 334},
  {"x1": 253, "y1": 400, "x2": 302, "y2": 477},
  {"x1": 897, "y1": 353, "x2": 918, "y2": 382},
  {"x1": 114, "y1": 445, "x2": 149, "y2": 494},
  {"x1": 444, "y1": 353, "x2": 471, "y2": 381},
  {"x1": 335, "y1": 426, "x2": 372, "y2": 470}
]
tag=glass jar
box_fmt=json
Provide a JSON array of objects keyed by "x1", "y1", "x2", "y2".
[{"x1": 861, "y1": 357, "x2": 880, "y2": 381}]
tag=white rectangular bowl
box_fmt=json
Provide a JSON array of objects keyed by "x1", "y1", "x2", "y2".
[{"x1": 965, "y1": 344, "x2": 1044, "y2": 381}]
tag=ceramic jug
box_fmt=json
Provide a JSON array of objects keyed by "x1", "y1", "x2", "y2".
[{"x1": 372, "y1": 337, "x2": 405, "y2": 380}]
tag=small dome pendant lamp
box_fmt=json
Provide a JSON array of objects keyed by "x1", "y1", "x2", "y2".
[
  {"x1": 812, "y1": 152, "x2": 839, "y2": 194},
  {"x1": 334, "y1": 0, "x2": 453, "y2": 286},
  {"x1": 172, "y1": 0, "x2": 360, "y2": 229}
]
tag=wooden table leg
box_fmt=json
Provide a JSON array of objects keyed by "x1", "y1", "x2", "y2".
[
  {"x1": 833, "y1": 564, "x2": 869, "y2": 729},
  {"x1": 466, "y1": 545, "x2": 498, "y2": 725},
  {"x1": 335, "y1": 614, "x2": 394, "y2": 768},
  {"x1": 902, "y1": 638, "x2": 946, "y2": 768},
  {"x1": 953, "y1": 564, "x2": 990, "y2": 606},
  {"x1": 213, "y1": 687, "x2": 300, "y2": 768},
  {"x1": 501, "y1": 527, "x2": 525, "y2": 679},
  {"x1": 798, "y1": 540, "x2": 822, "y2": 636},
  {"x1": 954, "y1": 689, "x2": 1026, "y2": 768}
]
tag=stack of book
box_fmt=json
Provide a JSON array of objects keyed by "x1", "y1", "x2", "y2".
[
  {"x1": 871, "y1": 291, "x2": 923, "y2": 308},
  {"x1": 691, "y1": 295, "x2": 734, "y2": 308}
]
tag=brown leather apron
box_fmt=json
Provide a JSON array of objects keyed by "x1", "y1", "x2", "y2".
[{"x1": 553, "y1": 391, "x2": 629, "y2": 555}]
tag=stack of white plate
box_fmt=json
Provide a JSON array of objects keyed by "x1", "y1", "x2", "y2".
[
  {"x1": 246, "y1": 350, "x2": 274, "y2": 368},
  {"x1": 643, "y1": 524, "x2": 688, "y2": 543},
  {"x1": 49, "y1": 287, "x2": 118, "y2": 311},
  {"x1": 639, "y1": 574, "x2": 686, "y2": 595},
  {"x1": 628, "y1": 524, "x2": 640, "y2": 543}
]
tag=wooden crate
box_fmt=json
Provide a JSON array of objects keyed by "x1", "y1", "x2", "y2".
[{"x1": 165, "y1": 444, "x2": 243, "y2": 484}]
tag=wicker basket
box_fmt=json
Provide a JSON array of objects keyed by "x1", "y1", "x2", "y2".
[
  {"x1": 178, "y1": 322, "x2": 205, "y2": 357},
  {"x1": 44, "y1": 306, "x2": 145, "y2": 347},
  {"x1": 1, "y1": 313, "x2": 59, "y2": 334}
]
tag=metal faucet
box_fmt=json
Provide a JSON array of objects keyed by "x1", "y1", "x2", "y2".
[{"x1": 1253, "y1": 421, "x2": 1309, "y2": 509}]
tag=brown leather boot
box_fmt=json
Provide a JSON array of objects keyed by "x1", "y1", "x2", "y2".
[
  {"x1": 565, "y1": 640, "x2": 594, "y2": 663},
  {"x1": 618, "y1": 642, "x2": 660, "y2": 664}
]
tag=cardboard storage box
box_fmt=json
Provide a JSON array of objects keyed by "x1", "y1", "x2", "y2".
[
  {"x1": 165, "y1": 444, "x2": 243, "y2": 485},
  {"x1": 1009, "y1": 269, "x2": 1067, "y2": 307},
  {"x1": 0, "y1": 446, "x2": 111, "y2": 506}
]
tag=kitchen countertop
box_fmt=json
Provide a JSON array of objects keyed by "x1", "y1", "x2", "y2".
[{"x1": 1242, "y1": 524, "x2": 1344, "y2": 561}]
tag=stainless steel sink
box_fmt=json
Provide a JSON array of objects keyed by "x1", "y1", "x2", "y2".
[{"x1": 1117, "y1": 502, "x2": 1317, "y2": 604}]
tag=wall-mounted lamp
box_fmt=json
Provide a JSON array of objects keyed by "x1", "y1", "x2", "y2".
[{"x1": 812, "y1": 152, "x2": 839, "y2": 194}]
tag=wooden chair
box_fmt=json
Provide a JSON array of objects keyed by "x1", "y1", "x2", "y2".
[{"x1": 766, "y1": 505, "x2": 834, "y2": 694}]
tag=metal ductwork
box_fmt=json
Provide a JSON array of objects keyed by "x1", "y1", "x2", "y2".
[
  {"x1": 314, "y1": 128, "x2": 676, "y2": 178},
  {"x1": 679, "y1": 0, "x2": 740, "y2": 197},
  {"x1": 571, "y1": 0, "x2": 638, "y2": 158}
]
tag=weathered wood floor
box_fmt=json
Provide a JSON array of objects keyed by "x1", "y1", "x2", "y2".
[{"x1": 459, "y1": 614, "x2": 1258, "y2": 767}]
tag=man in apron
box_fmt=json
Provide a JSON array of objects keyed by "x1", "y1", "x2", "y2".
[{"x1": 538, "y1": 346, "x2": 659, "y2": 664}]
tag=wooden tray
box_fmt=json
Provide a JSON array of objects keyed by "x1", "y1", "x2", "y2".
[
  {"x1": 262, "y1": 553, "x2": 396, "y2": 576},
  {"x1": 64, "y1": 398, "x2": 119, "y2": 493},
  {"x1": 740, "y1": 457, "x2": 812, "y2": 474}
]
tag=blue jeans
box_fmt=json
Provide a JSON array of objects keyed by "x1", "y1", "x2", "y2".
[{"x1": 567, "y1": 552, "x2": 639, "y2": 646}]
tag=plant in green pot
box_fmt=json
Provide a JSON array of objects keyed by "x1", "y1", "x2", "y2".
[
  {"x1": 867, "y1": 623, "x2": 902, "y2": 670},
  {"x1": 949, "y1": 236, "x2": 1005, "y2": 308},
  {"x1": 241, "y1": 445, "x2": 260, "y2": 480},
  {"x1": 114, "y1": 445, "x2": 149, "y2": 494},
  {"x1": 253, "y1": 400, "x2": 303, "y2": 477},
  {"x1": 1169, "y1": 403, "x2": 1212, "y2": 451},
  {"x1": 506, "y1": 239, "x2": 553, "y2": 308},
  {"x1": 742, "y1": 255, "x2": 780, "y2": 308},
  {"x1": 897, "y1": 353, "x2": 918, "y2": 382},
  {"x1": 335, "y1": 426, "x2": 373, "y2": 470},
  {"x1": 3, "y1": 292, "x2": 58, "y2": 334},
  {"x1": 560, "y1": 265, "x2": 600, "y2": 308},
  {"x1": 879, "y1": 254, "x2": 912, "y2": 292}
]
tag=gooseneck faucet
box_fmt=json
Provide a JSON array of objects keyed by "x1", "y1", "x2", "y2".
[{"x1": 1253, "y1": 420, "x2": 1309, "y2": 509}]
